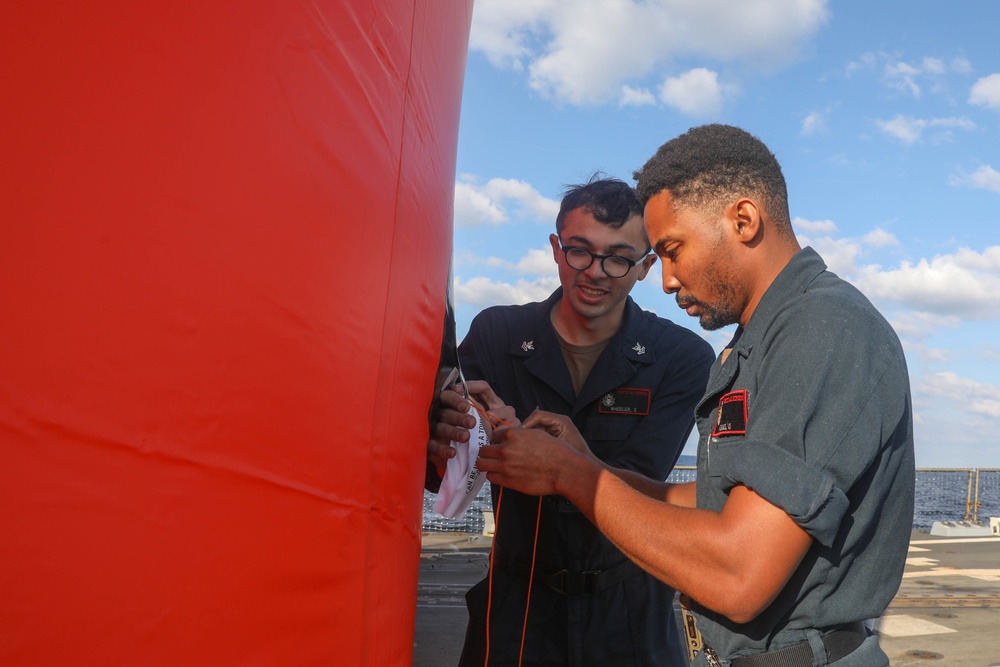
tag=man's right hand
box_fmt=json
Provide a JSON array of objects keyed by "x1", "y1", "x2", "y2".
[{"x1": 521, "y1": 409, "x2": 596, "y2": 461}]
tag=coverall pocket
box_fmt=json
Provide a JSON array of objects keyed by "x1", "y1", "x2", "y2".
[
  {"x1": 584, "y1": 415, "x2": 640, "y2": 459},
  {"x1": 707, "y1": 438, "x2": 745, "y2": 477}
]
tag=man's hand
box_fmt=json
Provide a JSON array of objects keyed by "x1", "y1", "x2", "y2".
[
  {"x1": 466, "y1": 380, "x2": 520, "y2": 431},
  {"x1": 427, "y1": 379, "x2": 519, "y2": 474},
  {"x1": 521, "y1": 410, "x2": 596, "y2": 461},
  {"x1": 478, "y1": 425, "x2": 595, "y2": 497}
]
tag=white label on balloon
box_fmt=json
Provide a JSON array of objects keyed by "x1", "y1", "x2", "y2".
[{"x1": 433, "y1": 404, "x2": 491, "y2": 519}]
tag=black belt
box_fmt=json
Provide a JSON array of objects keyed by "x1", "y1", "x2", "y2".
[
  {"x1": 729, "y1": 622, "x2": 868, "y2": 667},
  {"x1": 504, "y1": 558, "x2": 643, "y2": 597}
]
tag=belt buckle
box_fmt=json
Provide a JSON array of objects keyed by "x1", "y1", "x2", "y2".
[
  {"x1": 547, "y1": 569, "x2": 569, "y2": 595},
  {"x1": 703, "y1": 645, "x2": 724, "y2": 667},
  {"x1": 546, "y1": 569, "x2": 602, "y2": 596},
  {"x1": 579, "y1": 570, "x2": 601, "y2": 597}
]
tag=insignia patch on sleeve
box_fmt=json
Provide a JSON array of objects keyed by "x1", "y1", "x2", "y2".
[
  {"x1": 597, "y1": 388, "x2": 651, "y2": 415},
  {"x1": 712, "y1": 389, "x2": 748, "y2": 437}
]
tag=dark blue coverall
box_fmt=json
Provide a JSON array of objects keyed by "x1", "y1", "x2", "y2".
[{"x1": 457, "y1": 288, "x2": 714, "y2": 667}]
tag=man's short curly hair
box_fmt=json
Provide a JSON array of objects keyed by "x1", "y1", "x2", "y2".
[
  {"x1": 633, "y1": 124, "x2": 793, "y2": 239},
  {"x1": 556, "y1": 174, "x2": 644, "y2": 235}
]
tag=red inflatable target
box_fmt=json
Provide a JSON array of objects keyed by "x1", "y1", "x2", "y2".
[{"x1": 0, "y1": 1, "x2": 472, "y2": 664}]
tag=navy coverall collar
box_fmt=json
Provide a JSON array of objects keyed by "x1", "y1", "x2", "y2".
[
  {"x1": 511, "y1": 288, "x2": 657, "y2": 416},
  {"x1": 700, "y1": 247, "x2": 828, "y2": 407}
]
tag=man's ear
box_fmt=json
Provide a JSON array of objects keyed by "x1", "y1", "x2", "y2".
[
  {"x1": 549, "y1": 233, "x2": 561, "y2": 262},
  {"x1": 732, "y1": 198, "x2": 762, "y2": 245},
  {"x1": 637, "y1": 253, "x2": 657, "y2": 280}
]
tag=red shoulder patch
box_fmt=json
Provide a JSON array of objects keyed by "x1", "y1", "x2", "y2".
[{"x1": 712, "y1": 389, "x2": 748, "y2": 437}]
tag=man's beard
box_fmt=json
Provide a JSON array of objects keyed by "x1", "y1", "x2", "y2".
[
  {"x1": 678, "y1": 293, "x2": 740, "y2": 331},
  {"x1": 677, "y1": 253, "x2": 742, "y2": 331}
]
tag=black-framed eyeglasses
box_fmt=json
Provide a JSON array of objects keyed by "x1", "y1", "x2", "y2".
[{"x1": 558, "y1": 241, "x2": 648, "y2": 278}]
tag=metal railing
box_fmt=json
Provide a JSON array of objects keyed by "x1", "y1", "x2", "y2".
[
  {"x1": 914, "y1": 468, "x2": 1000, "y2": 529},
  {"x1": 422, "y1": 467, "x2": 1000, "y2": 533}
]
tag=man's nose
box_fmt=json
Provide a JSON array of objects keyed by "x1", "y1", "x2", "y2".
[
  {"x1": 585, "y1": 257, "x2": 608, "y2": 279},
  {"x1": 661, "y1": 267, "x2": 680, "y2": 294}
]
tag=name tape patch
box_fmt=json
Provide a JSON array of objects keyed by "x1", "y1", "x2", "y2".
[
  {"x1": 712, "y1": 389, "x2": 748, "y2": 437},
  {"x1": 598, "y1": 388, "x2": 651, "y2": 415}
]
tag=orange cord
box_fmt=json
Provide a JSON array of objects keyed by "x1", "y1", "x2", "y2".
[
  {"x1": 467, "y1": 398, "x2": 543, "y2": 667},
  {"x1": 517, "y1": 496, "x2": 543, "y2": 665},
  {"x1": 484, "y1": 484, "x2": 501, "y2": 665}
]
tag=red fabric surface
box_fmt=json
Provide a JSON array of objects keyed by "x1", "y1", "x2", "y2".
[{"x1": 0, "y1": 1, "x2": 472, "y2": 664}]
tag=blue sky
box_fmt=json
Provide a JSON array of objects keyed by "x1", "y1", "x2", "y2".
[{"x1": 448, "y1": 0, "x2": 1000, "y2": 467}]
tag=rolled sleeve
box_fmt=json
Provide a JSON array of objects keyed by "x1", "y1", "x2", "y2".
[{"x1": 719, "y1": 440, "x2": 849, "y2": 546}]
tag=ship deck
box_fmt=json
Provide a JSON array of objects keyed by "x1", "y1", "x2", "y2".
[{"x1": 414, "y1": 531, "x2": 1000, "y2": 666}]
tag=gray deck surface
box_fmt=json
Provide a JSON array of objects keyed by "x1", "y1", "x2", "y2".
[{"x1": 414, "y1": 531, "x2": 1000, "y2": 666}]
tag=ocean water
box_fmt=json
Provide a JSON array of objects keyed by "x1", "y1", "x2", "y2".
[
  {"x1": 423, "y1": 457, "x2": 1000, "y2": 533},
  {"x1": 913, "y1": 468, "x2": 1000, "y2": 530}
]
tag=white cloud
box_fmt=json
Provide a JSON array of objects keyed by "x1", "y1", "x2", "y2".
[
  {"x1": 854, "y1": 246, "x2": 1000, "y2": 319},
  {"x1": 659, "y1": 68, "x2": 731, "y2": 116},
  {"x1": 972, "y1": 399, "x2": 1000, "y2": 418},
  {"x1": 885, "y1": 61, "x2": 919, "y2": 77},
  {"x1": 794, "y1": 227, "x2": 1000, "y2": 324},
  {"x1": 467, "y1": 0, "x2": 557, "y2": 70},
  {"x1": 848, "y1": 52, "x2": 974, "y2": 99},
  {"x1": 800, "y1": 110, "x2": 826, "y2": 136},
  {"x1": 909, "y1": 371, "x2": 1000, "y2": 463},
  {"x1": 901, "y1": 340, "x2": 951, "y2": 365},
  {"x1": 862, "y1": 228, "x2": 899, "y2": 248},
  {"x1": 875, "y1": 115, "x2": 975, "y2": 144},
  {"x1": 951, "y1": 56, "x2": 973, "y2": 74},
  {"x1": 453, "y1": 275, "x2": 560, "y2": 309},
  {"x1": 876, "y1": 115, "x2": 924, "y2": 144},
  {"x1": 793, "y1": 220, "x2": 862, "y2": 278},
  {"x1": 792, "y1": 217, "x2": 837, "y2": 234},
  {"x1": 845, "y1": 51, "x2": 877, "y2": 76},
  {"x1": 620, "y1": 85, "x2": 656, "y2": 107},
  {"x1": 969, "y1": 166, "x2": 1000, "y2": 192},
  {"x1": 932, "y1": 116, "x2": 976, "y2": 129},
  {"x1": 526, "y1": 1, "x2": 666, "y2": 104},
  {"x1": 483, "y1": 247, "x2": 558, "y2": 275},
  {"x1": 517, "y1": 249, "x2": 557, "y2": 274},
  {"x1": 802, "y1": 236, "x2": 862, "y2": 278},
  {"x1": 949, "y1": 165, "x2": 1000, "y2": 193},
  {"x1": 921, "y1": 56, "x2": 947, "y2": 75},
  {"x1": 917, "y1": 372, "x2": 1000, "y2": 419},
  {"x1": 469, "y1": 0, "x2": 829, "y2": 106},
  {"x1": 456, "y1": 246, "x2": 559, "y2": 309},
  {"x1": 454, "y1": 177, "x2": 560, "y2": 228},
  {"x1": 891, "y1": 311, "x2": 960, "y2": 341},
  {"x1": 455, "y1": 181, "x2": 507, "y2": 226},
  {"x1": 969, "y1": 73, "x2": 1000, "y2": 111},
  {"x1": 885, "y1": 60, "x2": 922, "y2": 97}
]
